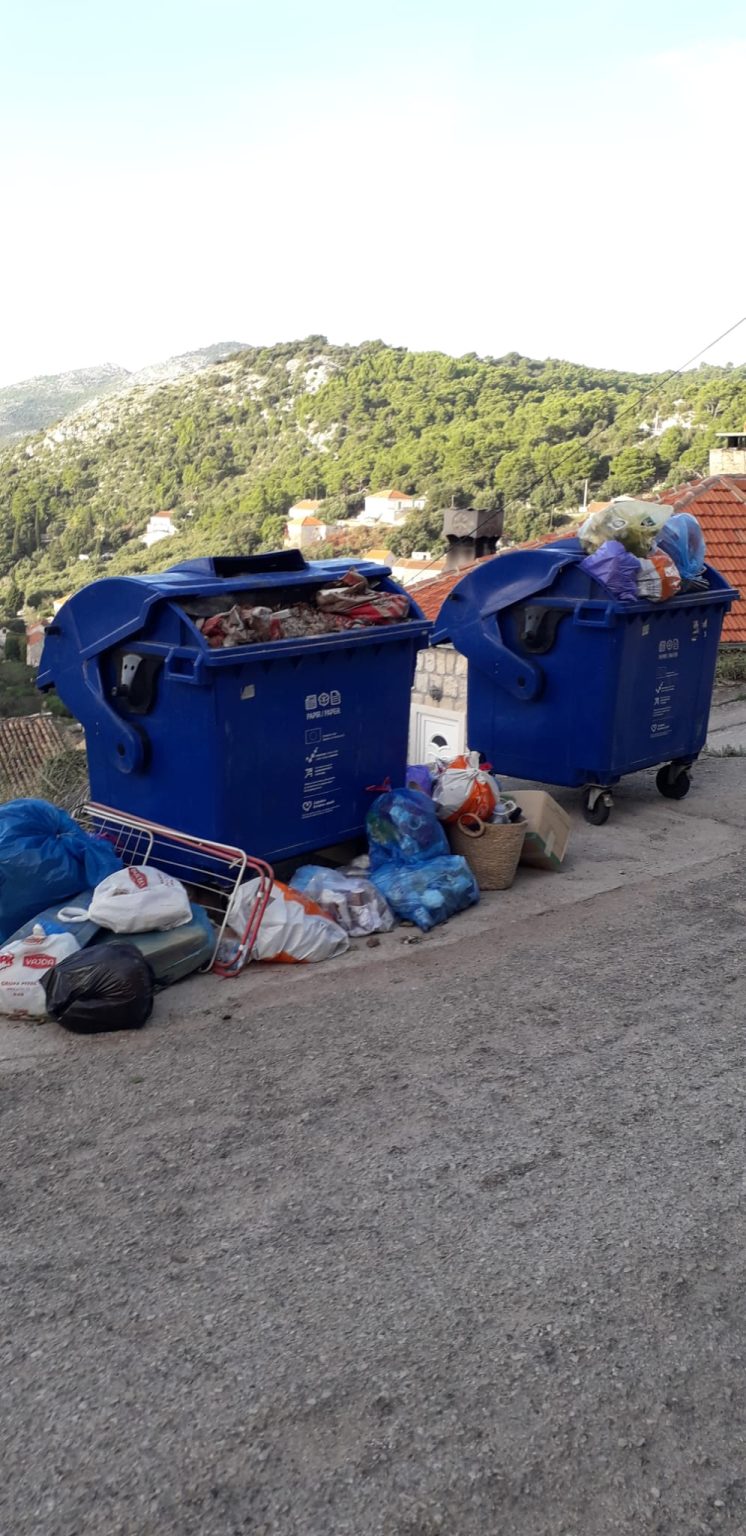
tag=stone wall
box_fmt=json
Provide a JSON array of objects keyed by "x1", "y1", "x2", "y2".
[
  {"x1": 709, "y1": 447, "x2": 746, "y2": 476},
  {"x1": 411, "y1": 643, "x2": 468, "y2": 712}
]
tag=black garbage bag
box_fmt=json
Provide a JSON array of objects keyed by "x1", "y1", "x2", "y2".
[{"x1": 42, "y1": 943, "x2": 155, "y2": 1034}]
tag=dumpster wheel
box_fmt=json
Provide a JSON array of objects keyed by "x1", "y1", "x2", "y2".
[
  {"x1": 583, "y1": 786, "x2": 613, "y2": 826},
  {"x1": 656, "y1": 762, "x2": 693, "y2": 801}
]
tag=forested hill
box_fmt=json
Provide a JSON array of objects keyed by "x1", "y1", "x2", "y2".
[{"x1": 2, "y1": 335, "x2": 746, "y2": 612}]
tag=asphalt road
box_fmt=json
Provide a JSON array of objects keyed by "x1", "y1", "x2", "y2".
[{"x1": 3, "y1": 762, "x2": 746, "y2": 1535}]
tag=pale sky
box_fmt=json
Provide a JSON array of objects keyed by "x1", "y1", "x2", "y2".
[{"x1": 1, "y1": 0, "x2": 745, "y2": 385}]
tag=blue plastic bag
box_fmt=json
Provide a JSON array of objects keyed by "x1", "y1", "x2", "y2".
[
  {"x1": 654, "y1": 513, "x2": 706, "y2": 582},
  {"x1": 405, "y1": 765, "x2": 434, "y2": 796},
  {"x1": 370, "y1": 855, "x2": 479, "y2": 931},
  {"x1": 579, "y1": 540, "x2": 640, "y2": 601},
  {"x1": 367, "y1": 788, "x2": 448, "y2": 868},
  {"x1": 0, "y1": 800, "x2": 122, "y2": 942}
]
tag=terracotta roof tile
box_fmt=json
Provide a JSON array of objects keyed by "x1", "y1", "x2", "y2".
[
  {"x1": 652, "y1": 476, "x2": 746, "y2": 642},
  {"x1": 0, "y1": 713, "x2": 75, "y2": 798}
]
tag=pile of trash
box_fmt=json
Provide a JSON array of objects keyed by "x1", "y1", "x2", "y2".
[
  {"x1": 0, "y1": 801, "x2": 216, "y2": 1032},
  {"x1": 194, "y1": 569, "x2": 410, "y2": 648},
  {"x1": 0, "y1": 749, "x2": 570, "y2": 1031},
  {"x1": 366, "y1": 787, "x2": 479, "y2": 930},
  {"x1": 579, "y1": 503, "x2": 708, "y2": 603}
]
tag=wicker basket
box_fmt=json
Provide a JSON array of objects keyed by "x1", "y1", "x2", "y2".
[{"x1": 448, "y1": 813, "x2": 526, "y2": 891}]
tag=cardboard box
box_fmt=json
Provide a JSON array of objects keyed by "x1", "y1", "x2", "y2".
[{"x1": 511, "y1": 791, "x2": 570, "y2": 871}]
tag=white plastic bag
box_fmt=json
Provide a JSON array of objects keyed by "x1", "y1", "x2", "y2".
[
  {"x1": 224, "y1": 879, "x2": 349, "y2": 965},
  {"x1": 60, "y1": 867, "x2": 192, "y2": 933},
  {"x1": 432, "y1": 751, "x2": 501, "y2": 824},
  {"x1": 290, "y1": 866, "x2": 395, "y2": 935},
  {"x1": 579, "y1": 497, "x2": 670, "y2": 557},
  {"x1": 0, "y1": 926, "x2": 80, "y2": 1018}
]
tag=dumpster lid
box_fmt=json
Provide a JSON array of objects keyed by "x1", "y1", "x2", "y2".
[
  {"x1": 39, "y1": 552, "x2": 409, "y2": 668},
  {"x1": 431, "y1": 542, "x2": 583, "y2": 642}
]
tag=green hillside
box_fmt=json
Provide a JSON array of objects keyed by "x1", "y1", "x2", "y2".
[{"x1": 1, "y1": 336, "x2": 746, "y2": 612}]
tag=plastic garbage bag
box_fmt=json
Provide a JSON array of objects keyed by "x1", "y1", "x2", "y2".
[
  {"x1": 223, "y1": 879, "x2": 349, "y2": 965},
  {"x1": 579, "y1": 497, "x2": 670, "y2": 557},
  {"x1": 370, "y1": 855, "x2": 479, "y2": 931},
  {"x1": 635, "y1": 551, "x2": 682, "y2": 602},
  {"x1": 432, "y1": 751, "x2": 501, "y2": 824},
  {"x1": 405, "y1": 765, "x2": 434, "y2": 796},
  {"x1": 654, "y1": 512, "x2": 706, "y2": 581},
  {"x1": 59, "y1": 867, "x2": 192, "y2": 933},
  {"x1": 579, "y1": 540, "x2": 640, "y2": 601},
  {"x1": 43, "y1": 943, "x2": 155, "y2": 1033},
  {"x1": 0, "y1": 926, "x2": 80, "y2": 1018},
  {"x1": 290, "y1": 866, "x2": 395, "y2": 935},
  {"x1": 367, "y1": 788, "x2": 449, "y2": 868},
  {"x1": 0, "y1": 799, "x2": 122, "y2": 944}
]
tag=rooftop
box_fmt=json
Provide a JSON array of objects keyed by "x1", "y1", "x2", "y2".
[
  {"x1": 368, "y1": 487, "x2": 415, "y2": 502},
  {"x1": 362, "y1": 547, "x2": 395, "y2": 564},
  {"x1": 654, "y1": 475, "x2": 746, "y2": 643},
  {"x1": 0, "y1": 713, "x2": 74, "y2": 799}
]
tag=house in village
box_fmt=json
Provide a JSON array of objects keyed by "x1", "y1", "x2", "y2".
[
  {"x1": 359, "y1": 487, "x2": 426, "y2": 527},
  {"x1": 141, "y1": 513, "x2": 177, "y2": 549},
  {"x1": 284, "y1": 501, "x2": 328, "y2": 550},
  {"x1": 25, "y1": 621, "x2": 46, "y2": 669}
]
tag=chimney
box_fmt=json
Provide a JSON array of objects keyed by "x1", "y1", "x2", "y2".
[
  {"x1": 709, "y1": 423, "x2": 746, "y2": 476},
  {"x1": 442, "y1": 498, "x2": 503, "y2": 572}
]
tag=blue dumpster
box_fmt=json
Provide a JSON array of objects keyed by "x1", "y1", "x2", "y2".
[
  {"x1": 38, "y1": 551, "x2": 430, "y2": 860},
  {"x1": 432, "y1": 538, "x2": 738, "y2": 823}
]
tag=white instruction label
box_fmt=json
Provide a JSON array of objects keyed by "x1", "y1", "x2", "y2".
[
  {"x1": 301, "y1": 686, "x2": 346, "y2": 820},
  {"x1": 650, "y1": 658, "x2": 679, "y2": 740}
]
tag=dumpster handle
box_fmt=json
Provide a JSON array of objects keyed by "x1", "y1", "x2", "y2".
[
  {"x1": 85, "y1": 655, "x2": 148, "y2": 774},
  {"x1": 573, "y1": 601, "x2": 616, "y2": 628},
  {"x1": 454, "y1": 614, "x2": 544, "y2": 700}
]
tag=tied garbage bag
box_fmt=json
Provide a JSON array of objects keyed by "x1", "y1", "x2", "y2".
[
  {"x1": 0, "y1": 926, "x2": 80, "y2": 1019},
  {"x1": 432, "y1": 751, "x2": 500, "y2": 824},
  {"x1": 579, "y1": 497, "x2": 669, "y2": 558},
  {"x1": 370, "y1": 855, "x2": 479, "y2": 932},
  {"x1": 579, "y1": 540, "x2": 640, "y2": 602},
  {"x1": 60, "y1": 867, "x2": 192, "y2": 933},
  {"x1": 43, "y1": 943, "x2": 155, "y2": 1034},
  {"x1": 654, "y1": 512, "x2": 706, "y2": 582},
  {"x1": 290, "y1": 867, "x2": 394, "y2": 936},
  {"x1": 223, "y1": 879, "x2": 349, "y2": 965},
  {"x1": 0, "y1": 799, "x2": 121, "y2": 944},
  {"x1": 367, "y1": 788, "x2": 449, "y2": 867}
]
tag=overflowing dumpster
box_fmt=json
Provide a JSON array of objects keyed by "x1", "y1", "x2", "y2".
[
  {"x1": 38, "y1": 551, "x2": 430, "y2": 861},
  {"x1": 432, "y1": 539, "x2": 738, "y2": 822}
]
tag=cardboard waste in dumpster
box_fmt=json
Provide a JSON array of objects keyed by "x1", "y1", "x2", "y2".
[{"x1": 511, "y1": 791, "x2": 570, "y2": 871}]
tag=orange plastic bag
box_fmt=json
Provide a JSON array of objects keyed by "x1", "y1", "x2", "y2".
[
  {"x1": 432, "y1": 751, "x2": 500, "y2": 824},
  {"x1": 636, "y1": 552, "x2": 682, "y2": 602}
]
